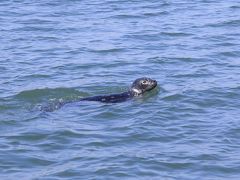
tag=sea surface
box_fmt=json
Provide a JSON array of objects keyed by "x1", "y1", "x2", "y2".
[{"x1": 1, "y1": 0, "x2": 240, "y2": 179}]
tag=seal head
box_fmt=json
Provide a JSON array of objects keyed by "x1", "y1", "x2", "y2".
[{"x1": 130, "y1": 77, "x2": 157, "y2": 96}]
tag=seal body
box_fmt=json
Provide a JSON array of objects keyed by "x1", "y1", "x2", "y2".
[
  {"x1": 41, "y1": 77, "x2": 157, "y2": 112},
  {"x1": 79, "y1": 91, "x2": 133, "y2": 103}
]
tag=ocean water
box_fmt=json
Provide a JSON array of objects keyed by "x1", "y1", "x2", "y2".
[{"x1": 1, "y1": 0, "x2": 240, "y2": 179}]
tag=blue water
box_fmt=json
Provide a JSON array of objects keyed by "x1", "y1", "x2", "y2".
[{"x1": 1, "y1": 0, "x2": 240, "y2": 179}]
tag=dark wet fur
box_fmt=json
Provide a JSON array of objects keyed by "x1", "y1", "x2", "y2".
[{"x1": 79, "y1": 91, "x2": 133, "y2": 103}]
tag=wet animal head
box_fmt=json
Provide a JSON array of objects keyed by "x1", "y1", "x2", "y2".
[{"x1": 131, "y1": 77, "x2": 157, "y2": 96}]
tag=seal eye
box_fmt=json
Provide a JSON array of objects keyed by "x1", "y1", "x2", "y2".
[{"x1": 141, "y1": 80, "x2": 147, "y2": 85}]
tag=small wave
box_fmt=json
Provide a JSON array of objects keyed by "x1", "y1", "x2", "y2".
[
  {"x1": 230, "y1": 5, "x2": 240, "y2": 9},
  {"x1": 161, "y1": 93, "x2": 185, "y2": 101},
  {"x1": 15, "y1": 88, "x2": 88, "y2": 112},
  {"x1": 172, "y1": 71, "x2": 212, "y2": 78},
  {"x1": 124, "y1": 32, "x2": 192, "y2": 42},
  {"x1": 21, "y1": 74, "x2": 51, "y2": 79},
  {"x1": 12, "y1": 26, "x2": 58, "y2": 32},
  {"x1": 161, "y1": 32, "x2": 193, "y2": 37},
  {"x1": 110, "y1": 14, "x2": 144, "y2": 19},
  {"x1": 219, "y1": 51, "x2": 240, "y2": 57},
  {"x1": 88, "y1": 48, "x2": 125, "y2": 53},
  {"x1": 16, "y1": 88, "x2": 82, "y2": 100},
  {"x1": 207, "y1": 19, "x2": 240, "y2": 28},
  {"x1": 143, "y1": 11, "x2": 169, "y2": 17}
]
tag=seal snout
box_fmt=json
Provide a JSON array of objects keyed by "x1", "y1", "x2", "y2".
[
  {"x1": 149, "y1": 79, "x2": 157, "y2": 90},
  {"x1": 149, "y1": 79, "x2": 157, "y2": 86},
  {"x1": 152, "y1": 79, "x2": 157, "y2": 85}
]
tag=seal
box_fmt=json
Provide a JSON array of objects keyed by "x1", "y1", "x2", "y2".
[
  {"x1": 41, "y1": 77, "x2": 157, "y2": 112},
  {"x1": 80, "y1": 77, "x2": 157, "y2": 103}
]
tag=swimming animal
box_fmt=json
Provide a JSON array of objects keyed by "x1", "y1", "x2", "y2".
[
  {"x1": 41, "y1": 77, "x2": 157, "y2": 112},
  {"x1": 80, "y1": 77, "x2": 157, "y2": 102}
]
